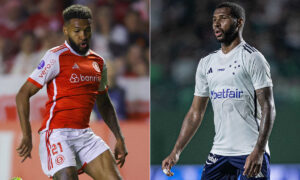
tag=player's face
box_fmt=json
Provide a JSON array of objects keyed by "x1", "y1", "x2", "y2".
[
  {"x1": 212, "y1": 7, "x2": 238, "y2": 43},
  {"x1": 63, "y1": 18, "x2": 92, "y2": 55}
]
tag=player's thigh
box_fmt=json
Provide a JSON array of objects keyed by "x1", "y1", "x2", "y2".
[
  {"x1": 53, "y1": 166, "x2": 78, "y2": 180},
  {"x1": 83, "y1": 150, "x2": 122, "y2": 180}
]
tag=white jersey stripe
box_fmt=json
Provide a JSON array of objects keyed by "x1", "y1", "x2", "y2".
[{"x1": 45, "y1": 78, "x2": 57, "y2": 131}]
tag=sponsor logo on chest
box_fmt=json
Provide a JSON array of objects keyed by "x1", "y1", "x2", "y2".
[
  {"x1": 69, "y1": 73, "x2": 101, "y2": 83},
  {"x1": 210, "y1": 88, "x2": 243, "y2": 99},
  {"x1": 69, "y1": 61, "x2": 102, "y2": 83}
]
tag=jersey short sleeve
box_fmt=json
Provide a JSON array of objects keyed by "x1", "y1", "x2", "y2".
[
  {"x1": 247, "y1": 52, "x2": 273, "y2": 90},
  {"x1": 98, "y1": 63, "x2": 108, "y2": 93},
  {"x1": 194, "y1": 59, "x2": 209, "y2": 96},
  {"x1": 27, "y1": 51, "x2": 60, "y2": 88}
]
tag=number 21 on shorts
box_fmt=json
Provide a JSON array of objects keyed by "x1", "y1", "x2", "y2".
[{"x1": 51, "y1": 142, "x2": 63, "y2": 155}]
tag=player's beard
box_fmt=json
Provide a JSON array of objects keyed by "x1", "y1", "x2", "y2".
[
  {"x1": 68, "y1": 37, "x2": 89, "y2": 55},
  {"x1": 217, "y1": 23, "x2": 239, "y2": 45}
]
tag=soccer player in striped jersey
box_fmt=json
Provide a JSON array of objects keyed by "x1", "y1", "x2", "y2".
[
  {"x1": 162, "y1": 2, "x2": 275, "y2": 179},
  {"x1": 16, "y1": 5, "x2": 127, "y2": 180}
]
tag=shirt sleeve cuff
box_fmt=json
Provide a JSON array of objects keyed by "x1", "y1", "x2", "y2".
[
  {"x1": 254, "y1": 82, "x2": 273, "y2": 90},
  {"x1": 27, "y1": 77, "x2": 43, "y2": 89},
  {"x1": 194, "y1": 91, "x2": 209, "y2": 97}
]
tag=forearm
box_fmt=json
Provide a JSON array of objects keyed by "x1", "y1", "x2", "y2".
[
  {"x1": 172, "y1": 110, "x2": 204, "y2": 155},
  {"x1": 16, "y1": 93, "x2": 32, "y2": 137},
  {"x1": 255, "y1": 103, "x2": 276, "y2": 152},
  {"x1": 97, "y1": 96, "x2": 124, "y2": 140}
]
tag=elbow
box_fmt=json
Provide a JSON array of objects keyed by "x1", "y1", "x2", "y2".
[
  {"x1": 271, "y1": 104, "x2": 276, "y2": 121},
  {"x1": 16, "y1": 91, "x2": 22, "y2": 103},
  {"x1": 265, "y1": 102, "x2": 276, "y2": 123},
  {"x1": 189, "y1": 111, "x2": 202, "y2": 125}
]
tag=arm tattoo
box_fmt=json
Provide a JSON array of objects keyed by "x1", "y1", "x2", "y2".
[{"x1": 255, "y1": 87, "x2": 276, "y2": 152}]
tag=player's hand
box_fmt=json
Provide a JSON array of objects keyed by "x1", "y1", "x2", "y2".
[
  {"x1": 114, "y1": 138, "x2": 128, "y2": 168},
  {"x1": 16, "y1": 135, "x2": 32, "y2": 163},
  {"x1": 161, "y1": 152, "x2": 179, "y2": 176},
  {"x1": 243, "y1": 148, "x2": 264, "y2": 178}
]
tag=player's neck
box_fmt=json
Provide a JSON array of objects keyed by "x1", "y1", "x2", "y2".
[{"x1": 221, "y1": 36, "x2": 242, "y2": 54}]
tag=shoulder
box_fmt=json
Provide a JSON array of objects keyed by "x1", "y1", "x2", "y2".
[
  {"x1": 241, "y1": 43, "x2": 266, "y2": 62},
  {"x1": 49, "y1": 44, "x2": 69, "y2": 54},
  {"x1": 241, "y1": 43, "x2": 265, "y2": 59},
  {"x1": 198, "y1": 49, "x2": 220, "y2": 66},
  {"x1": 41, "y1": 44, "x2": 69, "y2": 61},
  {"x1": 241, "y1": 42, "x2": 258, "y2": 54},
  {"x1": 241, "y1": 43, "x2": 270, "y2": 72},
  {"x1": 89, "y1": 50, "x2": 106, "y2": 64}
]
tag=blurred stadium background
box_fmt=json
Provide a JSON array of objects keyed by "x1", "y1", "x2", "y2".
[
  {"x1": 0, "y1": 0, "x2": 149, "y2": 179},
  {"x1": 151, "y1": 0, "x2": 300, "y2": 179}
]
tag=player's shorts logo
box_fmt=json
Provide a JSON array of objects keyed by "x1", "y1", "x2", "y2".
[
  {"x1": 206, "y1": 154, "x2": 218, "y2": 165},
  {"x1": 55, "y1": 155, "x2": 64, "y2": 165},
  {"x1": 92, "y1": 62, "x2": 101, "y2": 72},
  {"x1": 70, "y1": 73, "x2": 79, "y2": 83},
  {"x1": 37, "y1": 60, "x2": 45, "y2": 70}
]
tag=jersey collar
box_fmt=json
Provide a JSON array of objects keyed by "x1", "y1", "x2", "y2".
[
  {"x1": 64, "y1": 41, "x2": 91, "y2": 56},
  {"x1": 219, "y1": 40, "x2": 245, "y2": 58}
]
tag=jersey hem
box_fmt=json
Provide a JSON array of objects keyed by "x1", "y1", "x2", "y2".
[
  {"x1": 28, "y1": 77, "x2": 43, "y2": 88},
  {"x1": 39, "y1": 126, "x2": 91, "y2": 133},
  {"x1": 210, "y1": 149, "x2": 270, "y2": 156}
]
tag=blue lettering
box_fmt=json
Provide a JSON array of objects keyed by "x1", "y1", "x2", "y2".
[
  {"x1": 229, "y1": 91, "x2": 235, "y2": 98},
  {"x1": 210, "y1": 88, "x2": 243, "y2": 99}
]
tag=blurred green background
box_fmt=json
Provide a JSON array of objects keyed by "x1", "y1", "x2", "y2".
[{"x1": 151, "y1": 0, "x2": 300, "y2": 165}]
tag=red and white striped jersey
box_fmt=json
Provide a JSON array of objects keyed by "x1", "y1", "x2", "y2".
[{"x1": 28, "y1": 41, "x2": 108, "y2": 132}]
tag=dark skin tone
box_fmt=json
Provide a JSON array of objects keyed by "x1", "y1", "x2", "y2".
[
  {"x1": 162, "y1": 7, "x2": 276, "y2": 178},
  {"x1": 16, "y1": 18, "x2": 127, "y2": 180}
]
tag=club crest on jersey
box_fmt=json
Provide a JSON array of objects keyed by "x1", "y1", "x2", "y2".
[
  {"x1": 229, "y1": 60, "x2": 241, "y2": 75},
  {"x1": 37, "y1": 60, "x2": 45, "y2": 70},
  {"x1": 92, "y1": 62, "x2": 101, "y2": 72},
  {"x1": 207, "y1": 67, "x2": 213, "y2": 74}
]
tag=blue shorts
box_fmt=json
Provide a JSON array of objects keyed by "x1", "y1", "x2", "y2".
[{"x1": 201, "y1": 153, "x2": 270, "y2": 180}]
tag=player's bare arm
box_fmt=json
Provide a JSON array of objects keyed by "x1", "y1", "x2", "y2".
[
  {"x1": 96, "y1": 92, "x2": 128, "y2": 167},
  {"x1": 16, "y1": 81, "x2": 40, "y2": 162},
  {"x1": 162, "y1": 96, "x2": 209, "y2": 176},
  {"x1": 244, "y1": 87, "x2": 276, "y2": 177}
]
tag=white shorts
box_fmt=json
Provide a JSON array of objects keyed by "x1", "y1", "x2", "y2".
[{"x1": 39, "y1": 128, "x2": 109, "y2": 177}]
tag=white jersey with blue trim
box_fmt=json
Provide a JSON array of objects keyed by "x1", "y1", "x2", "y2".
[{"x1": 194, "y1": 41, "x2": 273, "y2": 156}]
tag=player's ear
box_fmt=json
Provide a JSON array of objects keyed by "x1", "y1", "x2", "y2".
[
  {"x1": 237, "y1": 18, "x2": 243, "y2": 30},
  {"x1": 63, "y1": 25, "x2": 68, "y2": 36}
]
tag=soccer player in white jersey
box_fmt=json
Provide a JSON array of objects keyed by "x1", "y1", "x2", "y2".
[{"x1": 162, "y1": 2, "x2": 276, "y2": 179}]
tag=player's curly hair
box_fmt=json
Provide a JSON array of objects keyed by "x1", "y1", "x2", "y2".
[
  {"x1": 216, "y1": 2, "x2": 245, "y2": 21},
  {"x1": 63, "y1": 4, "x2": 92, "y2": 23}
]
